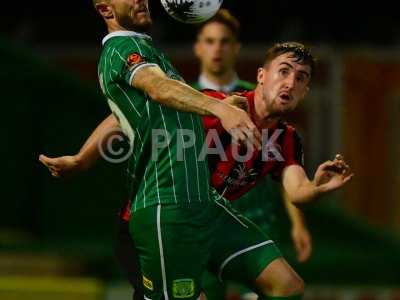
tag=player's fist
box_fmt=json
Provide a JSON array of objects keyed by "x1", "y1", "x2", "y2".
[
  {"x1": 39, "y1": 154, "x2": 83, "y2": 178},
  {"x1": 313, "y1": 154, "x2": 353, "y2": 192},
  {"x1": 217, "y1": 99, "x2": 261, "y2": 150}
]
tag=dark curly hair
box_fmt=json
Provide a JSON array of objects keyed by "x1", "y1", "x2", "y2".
[{"x1": 263, "y1": 42, "x2": 316, "y2": 75}]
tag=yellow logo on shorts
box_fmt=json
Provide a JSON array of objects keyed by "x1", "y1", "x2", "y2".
[
  {"x1": 143, "y1": 275, "x2": 154, "y2": 291},
  {"x1": 172, "y1": 279, "x2": 194, "y2": 298}
]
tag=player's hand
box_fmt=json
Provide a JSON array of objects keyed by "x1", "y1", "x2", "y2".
[
  {"x1": 222, "y1": 95, "x2": 249, "y2": 112},
  {"x1": 291, "y1": 224, "x2": 312, "y2": 263},
  {"x1": 217, "y1": 97, "x2": 261, "y2": 150},
  {"x1": 313, "y1": 154, "x2": 354, "y2": 192},
  {"x1": 39, "y1": 154, "x2": 83, "y2": 178}
]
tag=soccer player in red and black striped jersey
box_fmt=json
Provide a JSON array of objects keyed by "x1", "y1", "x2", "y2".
[
  {"x1": 202, "y1": 89, "x2": 305, "y2": 202},
  {"x1": 193, "y1": 42, "x2": 353, "y2": 208},
  {"x1": 192, "y1": 11, "x2": 312, "y2": 299},
  {"x1": 40, "y1": 42, "x2": 353, "y2": 300}
]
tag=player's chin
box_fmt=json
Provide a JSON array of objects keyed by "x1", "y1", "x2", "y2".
[
  {"x1": 134, "y1": 12, "x2": 152, "y2": 25},
  {"x1": 211, "y1": 65, "x2": 227, "y2": 76},
  {"x1": 140, "y1": 15, "x2": 152, "y2": 25}
]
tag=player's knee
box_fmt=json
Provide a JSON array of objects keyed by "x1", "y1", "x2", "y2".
[
  {"x1": 256, "y1": 263, "x2": 305, "y2": 297},
  {"x1": 279, "y1": 274, "x2": 304, "y2": 295},
  {"x1": 261, "y1": 277, "x2": 304, "y2": 297},
  {"x1": 260, "y1": 276, "x2": 304, "y2": 297}
]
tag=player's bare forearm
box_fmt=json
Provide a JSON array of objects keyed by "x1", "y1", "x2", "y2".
[
  {"x1": 282, "y1": 190, "x2": 308, "y2": 227},
  {"x1": 282, "y1": 165, "x2": 323, "y2": 207},
  {"x1": 289, "y1": 182, "x2": 321, "y2": 206},
  {"x1": 133, "y1": 66, "x2": 227, "y2": 117},
  {"x1": 39, "y1": 114, "x2": 121, "y2": 178},
  {"x1": 132, "y1": 66, "x2": 262, "y2": 149},
  {"x1": 76, "y1": 114, "x2": 120, "y2": 170},
  {"x1": 282, "y1": 157, "x2": 353, "y2": 207},
  {"x1": 152, "y1": 79, "x2": 263, "y2": 148},
  {"x1": 157, "y1": 79, "x2": 232, "y2": 116}
]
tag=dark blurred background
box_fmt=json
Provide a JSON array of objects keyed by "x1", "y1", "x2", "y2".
[
  {"x1": 0, "y1": 1, "x2": 399, "y2": 299},
  {"x1": 3, "y1": 1, "x2": 400, "y2": 46}
]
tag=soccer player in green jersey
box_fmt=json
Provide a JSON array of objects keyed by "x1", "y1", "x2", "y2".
[{"x1": 60, "y1": 1, "x2": 264, "y2": 299}]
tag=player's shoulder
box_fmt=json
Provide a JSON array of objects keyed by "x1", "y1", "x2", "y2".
[
  {"x1": 103, "y1": 35, "x2": 129, "y2": 49},
  {"x1": 201, "y1": 89, "x2": 227, "y2": 100},
  {"x1": 231, "y1": 90, "x2": 254, "y2": 99},
  {"x1": 104, "y1": 35, "x2": 153, "y2": 55},
  {"x1": 101, "y1": 38, "x2": 131, "y2": 62}
]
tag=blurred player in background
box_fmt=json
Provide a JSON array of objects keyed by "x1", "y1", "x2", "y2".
[{"x1": 192, "y1": 9, "x2": 254, "y2": 93}]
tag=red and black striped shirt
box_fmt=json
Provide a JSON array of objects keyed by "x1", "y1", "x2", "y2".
[{"x1": 202, "y1": 90, "x2": 304, "y2": 201}]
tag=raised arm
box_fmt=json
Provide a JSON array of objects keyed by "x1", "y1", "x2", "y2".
[
  {"x1": 282, "y1": 155, "x2": 353, "y2": 207},
  {"x1": 39, "y1": 114, "x2": 119, "y2": 177},
  {"x1": 132, "y1": 65, "x2": 261, "y2": 149}
]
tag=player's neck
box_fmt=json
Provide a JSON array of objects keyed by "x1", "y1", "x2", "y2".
[
  {"x1": 201, "y1": 69, "x2": 237, "y2": 87},
  {"x1": 107, "y1": 22, "x2": 148, "y2": 34},
  {"x1": 107, "y1": 22, "x2": 128, "y2": 33}
]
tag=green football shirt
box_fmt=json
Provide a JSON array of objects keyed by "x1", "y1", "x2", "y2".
[{"x1": 98, "y1": 31, "x2": 212, "y2": 212}]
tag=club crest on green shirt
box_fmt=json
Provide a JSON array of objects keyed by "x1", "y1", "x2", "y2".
[{"x1": 172, "y1": 279, "x2": 195, "y2": 298}]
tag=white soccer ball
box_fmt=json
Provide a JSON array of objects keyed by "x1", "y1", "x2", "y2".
[{"x1": 160, "y1": 0, "x2": 223, "y2": 24}]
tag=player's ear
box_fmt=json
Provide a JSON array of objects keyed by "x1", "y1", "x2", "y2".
[
  {"x1": 302, "y1": 86, "x2": 310, "y2": 98},
  {"x1": 257, "y1": 67, "x2": 265, "y2": 84},
  {"x1": 96, "y1": 2, "x2": 113, "y2": 19}
]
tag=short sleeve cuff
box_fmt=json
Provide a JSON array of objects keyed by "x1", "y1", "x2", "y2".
[{"x1": 127, "y1": 63, "x2": 158, "y2": 85}]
